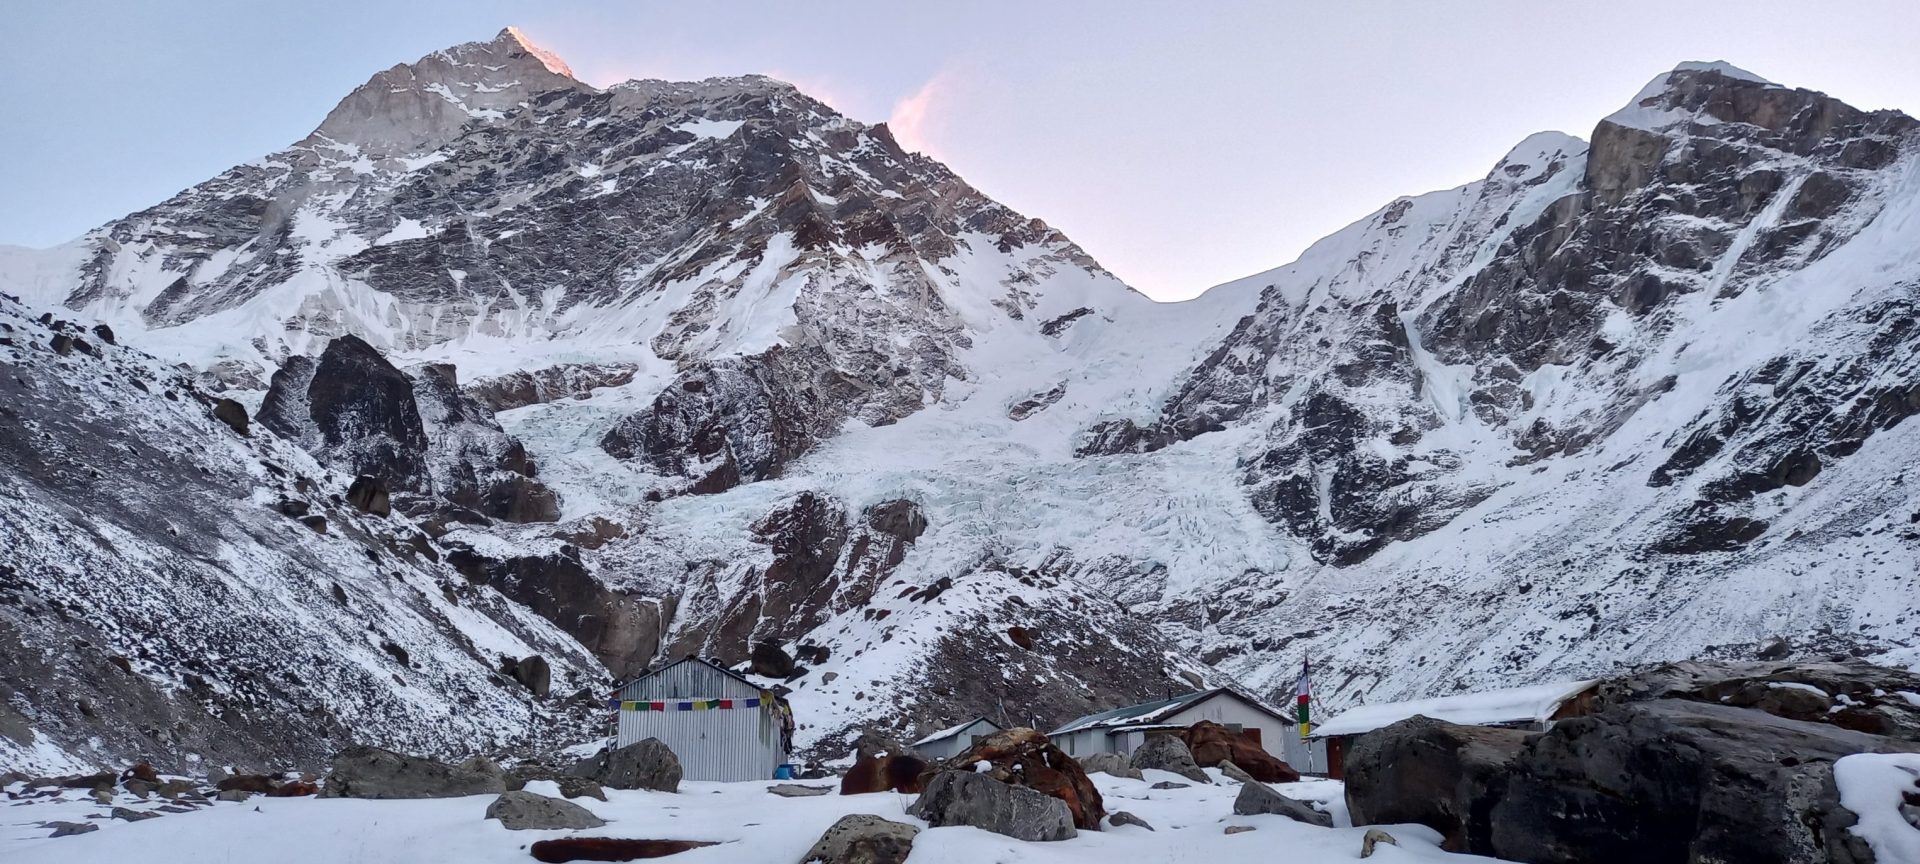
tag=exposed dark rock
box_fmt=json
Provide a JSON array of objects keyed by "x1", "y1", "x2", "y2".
[
  {"x1": 801, "y1": 813, "x2": 919, "y2": 864},
  {"x1": 485, "y1": 790, "x2": 607, "y2": 830},
  {"x1": 345, "y1": 475, "x2": 391, "y2": 517},
  {"x1": 1130, "y1": 734, "x2": 1211, "y2": 784},
  {"x1": 577, "y1": 738, "x2": 681, "y2": 792},
  {"x1": 1184, "y1": 720, "x2": 1299, "y2": 783},
  {"x1": 211, "y1": 399, "x2": 250, "y2": 436},
  {"x1": 931, "y1": 727, "x2": 1104, "y2": 830},
  {"x1": 839, "y1": 752, "x2": 926, "y2": 795},
  {"x1": 909, "y1": 770, "x2": 1078, "y2": 841},
  {"x1": 46, "y1": 821, "x2": 97, "y2": 837},
  {"x1": 446, "y1": 541, "x2": 665, "y2": 677},
  {"x1": 1343, "y1": 715, "x2": 1532, "y2": 851},
  {"x1": 466, "y1": 362, "x2": 639, "y2": 412},
  {"x1": 1108, "y1": 810, "x2": 1154, "y2": 831},
  {"x1": 1232, "y1": 780, "x2": 1333, "y2": 827},
  {"x1": 751, "y1": 640, "x2": 796, "y2": 678},
  {"x1": 504, "y1": 654, "x2": 552, "y2": 698},
  {"x1": 319, "y1": 745, "x2": 507, "y2": 799}
]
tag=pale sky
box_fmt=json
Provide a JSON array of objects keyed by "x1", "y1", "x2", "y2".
[{"x1": 5, "y1": 1, "x2": 1917, "y2": 300}]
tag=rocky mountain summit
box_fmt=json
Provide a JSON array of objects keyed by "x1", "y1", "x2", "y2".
[{"x1": 3, "y1": 30, "x2": 1918, "y2": 775}]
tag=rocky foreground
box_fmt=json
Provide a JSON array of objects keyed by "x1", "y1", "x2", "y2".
[{"x1": 4, "y1": 660, "x2": 1917, "y2": 863}]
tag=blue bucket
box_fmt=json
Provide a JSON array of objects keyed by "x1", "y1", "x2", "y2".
[{"x1": 773, "y1": 763, "x2": 797, "y2": 780}]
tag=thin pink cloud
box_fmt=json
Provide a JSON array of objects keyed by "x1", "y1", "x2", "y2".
[{"x1": 887, "y1": 69, "x2": 961, "y2": 159}]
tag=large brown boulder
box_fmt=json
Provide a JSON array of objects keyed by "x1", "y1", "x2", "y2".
[
  {"x1": 1343, "y1": 715, "x2": 1531, "y2": 852},
  {"x1": 929, "y1": 727, "x2": 1105, "y2": 830},
  {"x1": 1183, "y1": 720, "x2": 1299, "y2": 783},
  {"x1": 840, "y1": 752, "x2": 927, "y2": 795}
]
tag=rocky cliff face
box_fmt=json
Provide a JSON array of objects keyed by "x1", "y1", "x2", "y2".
[
  {"x1": 6, "y1": 39, "x2": 1920, "y2": 768},
  {"x1": 0, "y1": 295, "x2": 603, "y2": 774}
]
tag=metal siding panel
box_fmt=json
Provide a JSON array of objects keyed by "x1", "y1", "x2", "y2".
[{"x1": 613, "y1": 661, "x2": 784, "y2": 781}]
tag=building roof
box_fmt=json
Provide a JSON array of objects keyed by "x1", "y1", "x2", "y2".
[
  {"x1": 911, "y1": 717, "x2": 1002, "y2": 747},
  {"x1": 1310, "y1": 679, "x2": 1599, "y2": 739},
  {"x1": 614, "y1": 656, "x2": 764, "y2": 693},
  {"x1": 1048, "y1": 688, "x2": 1290, "y2": 736}
]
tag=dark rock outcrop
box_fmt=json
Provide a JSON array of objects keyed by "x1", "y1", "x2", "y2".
[
  {"x1": 932, "y1": 727, "x2": 1105, "y2": 830},
  {"x1": 1343, "y1": 715, "x2": 1532, "y2": 852},
  {"x1": 257, "y1": 337, "x2": 558, "y2": 523},
  {"x1": 1233, "y1": 780, "x2": 1334, "y2": 827},
  {"x1": 485, "y1": 790, "x2": 606, "y2": 830},
  {"x1": 447, "y1": 541, "x2": 666, "y2": 678},
  {"x1": 1184, "y1": 720, "x2": 1299, "y2": 783},
  {"x1": 801, "y1": 813, "x2": 919, "y2": 864},
  {"x1": 1130, "y1": 734, "x2": 1211, "y2": 784},
  {"x1": 839, "y1": 752, "x2": 926, "y2": 795},
  {"x1": 909, "y1": 770, "x2": 1078, "y2": 841},
  {"x1": 319, "y1": 745, "x2": 508, "y2": 799},
  {"x1": 577, "y1": 738, "x2": 681, "y2": 792}
]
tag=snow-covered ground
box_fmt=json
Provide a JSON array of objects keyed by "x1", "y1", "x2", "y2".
[{"x1": 1, "y1": 771, "x2": 1504, "y2": 864}]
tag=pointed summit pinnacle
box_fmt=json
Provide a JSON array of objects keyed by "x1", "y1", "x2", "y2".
[{"x1": 498, "y1": 26, "x2": 575, "y2": 79}]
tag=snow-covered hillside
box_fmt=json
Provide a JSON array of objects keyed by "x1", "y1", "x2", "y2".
[{"x1": 4, "y1": 28, "x2": 1918, "y2": 770}]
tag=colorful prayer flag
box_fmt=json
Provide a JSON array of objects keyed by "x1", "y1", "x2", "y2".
[
  {"x1": 718, "y1": 699, "x2": 734, "y2": 709},
  {"x1": 606, "y1": 698, "x2": 620, "y2": 710},
  {"x1": 1296, "y1": 659, "x2": 1312, "y2": 738},
  {"x1": 650, "y1": 701, "x2": 664, "y2": 711},
  {"x1": 745, "y1": 698, "x2": 761, "y2": 708},
  {"x1": 677, "y1": 701, "x2": 692, "y2": 711}
]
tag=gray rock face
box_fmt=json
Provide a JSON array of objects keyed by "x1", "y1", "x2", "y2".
[
  {"x1": 1129, "y1": 735, "x2": 1211, "y2": 784},
  {"x1": 578, "y1": 738, "x2": 681, "y2": 792},
  {"x1": 1232, "y1": 780, "x2": 1333, "y2": 827},
  {"x1": 1596, "y1": 659, "x2": 1920, "y2": 741},
  {"x1": 1343, "y1": 715, "x2": 1532, "y2": 852},
  {"x1": 258, "y1": 338, "x2": 560, "y2": 524},
  {"x1": 801, "y1": 813, "x2": 920, "y2": 864},
  {"x1": 1078, "y1": 752, "x2": 1143, "y2": 780},
  {"x1": 908, "y1": 771, "x2": 1078, "y2": 842},
  {"x1": 1488, "y1": 699, "x2": 1920, "y2": 864},
  {"x1": 485, "y1": 790, "x2": 606, "y2": 830},
  {"x1": 319, "y1": 745, "x2": 508, "y2": 799}
]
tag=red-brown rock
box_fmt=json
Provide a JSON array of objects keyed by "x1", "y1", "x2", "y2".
[
  {"x1": 840, "y1": 753, "x2": 927, "y2": 795},
  {"x1": 926, "y1": 727, "x2": 1105, "y2": 830},
  {"x1": 1183, "y1": 720, "x2": 1300, "y2": 783},
  {"x1": 267, "y1": 780, "x2": 319, "y2": 797},
  {"x1": 217, "y1": 774, "x2": 278, "y2": 793},
  {"x1": 528, "y1": 838, "x2": 716, "y2": 862},
  {"x1": 122, "y1": 762, "x2": 160, "y2": 784}
]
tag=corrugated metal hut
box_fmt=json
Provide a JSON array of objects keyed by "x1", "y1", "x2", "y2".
[
  {"x1": 911, "y1": 717, "x2": 1003, "y2": 761},
  {"x1": 612, "y1": 657, "x2": 790, "y2": 782},
  {"x1": 1047, "y1": 687, "x2": 1325, "y2": 771}
]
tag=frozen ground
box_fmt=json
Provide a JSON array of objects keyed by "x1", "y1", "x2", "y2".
[{"x1": 0, "y1": 771, "x2": 1506, "y2": 864}]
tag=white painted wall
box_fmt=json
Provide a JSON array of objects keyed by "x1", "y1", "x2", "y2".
[
  {"x1": 914, "y1": 719, "x2": 1000, "y2": 761},
  {"x1": 1046, "y1": 694, "x2": 1328, "y2": 773}
]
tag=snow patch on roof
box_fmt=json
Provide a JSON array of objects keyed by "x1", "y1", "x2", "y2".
[{"x1": 1311, "y1": 679, "x2": 1598, "y2": 738}]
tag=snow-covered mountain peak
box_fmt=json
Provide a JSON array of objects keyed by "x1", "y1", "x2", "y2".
[
  {"x1": 498, "y1": 25, "x2": 576, "y2": 78},
  {"x1": 307, "y1": 27, "x2": 588, "y2": 156}
]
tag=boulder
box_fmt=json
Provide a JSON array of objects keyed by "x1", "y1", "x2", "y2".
[
  {"x1": 1108, "y1": 810, "x2": 1155, "y2": 831},
  {"x1": 217, "y1": 774, "x2": 277, "y2": 793},
  {"x1": 1487, "y1": 698, "x2": 1920, "y2": 864},
  {"x1": 1224, "y1": 825, "x2": 1256, "y2": 835},
  {"x1": 506, "y1": 654, "x2": 552, "y2": 697},
  {"x1": 1233, "y1": 780, "x2": 1333, "y2": 827},
  {"x1": 1130, "y1": 734, "x2": 1211, "y2": 784},
  {"x1": 112, "y1": 806, "x2": 161, "y2": 822},
  {"x1": 801, "y1": 813, "x2": 920, "y2": 864},
  {"x1": 47, "y1": 821, "x2": 97, "y2": 837},
  {"x1": 840, "y1": 752, "x2": 927, "y2": 795},
  {"x1": 485, "y1": 790, "x2": 607, "y2": 830},
  {"x1": 1079, "y1": 752, "x2": 1143, "y2": 780},
  {"x1": 1217, "y1": 760, "x2": 1256, "y2": 784},
  {"x1": 346, "y1": 475, "x2": 391, "y2": 516},
  {"x1": 1361, "y1": 829, "x2": 1399, "y2": 858},
  {"x1": 751, "y1": 640, "x2": 797, "y2": 678},
  {"x1": 217, "y1": 789, "x2": 254, "y2": 802},
  {"x1": 909, "y1": 771, "x2": 1078, "y2": 842},
  {"x1": 577, "y1": 738, "x2": 681, "y2": 792},
  {"x1": 933, "y1": 727, "x2": 1105, "y2": 830},
  {"x1": 529, "y1": 839, "x2": 715, "y2": 863},
  {"x1": 267, "y1": 780, "x2": 319, "y2": 797},
  {"x1": 122, "y1": 761, "x2": 160, "y2": 783},
  {"x1": 1184, "y1": 720, "x2": 1299, "y2": 782},
  {"x1": 211, "y1": 398, "x2": 250, "y2": 436},
  {"x1": 319, "y1": 745, "x2": 508, "y2": 799},
  {"x1": 1597, "y1": 659, "x2": 1920, "y2": 741},
  {"x1": 1343, "y1": 715, "x2": 1531, "y2": 851},
  {"x1": 1149, "y1": 781, "x2": 1190, "y2": 790},
  {"x1": 769, "y1": 783, "x2": 833, "y2": 797}
]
